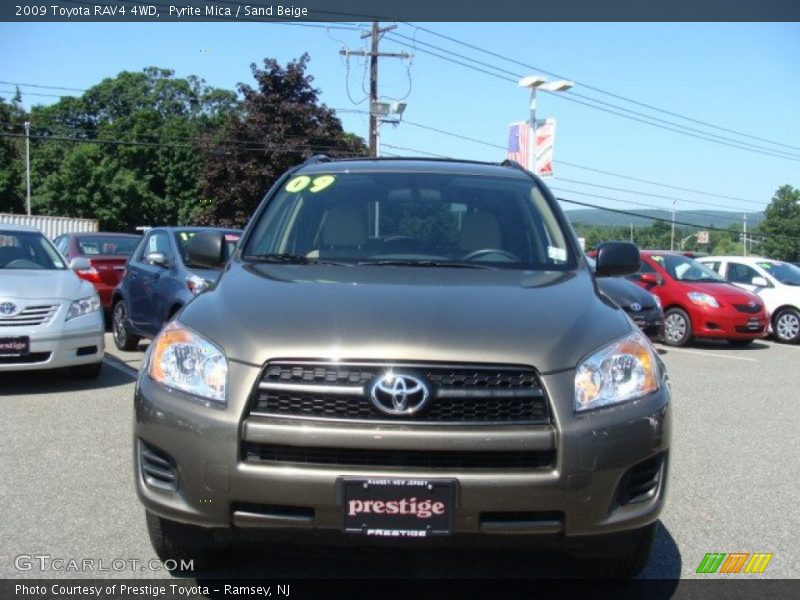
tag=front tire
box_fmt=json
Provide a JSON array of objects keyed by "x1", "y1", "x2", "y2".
[
  {"x1": 774, "y1": 308, "x2": 800, "y2": 344},
  {"x1": 112, "y1": 300, "x2": 141, "y2": 351},
  {"x1": 573, "y1": 522, "x2": 656, "y2": 579},
  {"x1": 663, "y1": 308, "x2": 692, "y2": 347},
  {"x1": 145, "y1": 511, "x2": 220, "y2": 573}
]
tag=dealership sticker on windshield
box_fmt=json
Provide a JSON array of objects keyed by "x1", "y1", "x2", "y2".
[
  {"x1": 285, "y1": 175, "x2": 336, "y2": 193},
  {"x1": 548, "y1": 246, "x2": 567, "y2": 262}
]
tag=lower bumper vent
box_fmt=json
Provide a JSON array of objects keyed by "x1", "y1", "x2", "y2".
[
  {"x1": 617, "y1": 454, "x2": 665, "y2": 506},
  {"x1": 140, "y1": 441, "x2": 178, "y2": 492}
]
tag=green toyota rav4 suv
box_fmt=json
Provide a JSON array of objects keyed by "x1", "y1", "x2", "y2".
[{"x1": 133, "y1": 157, "x2": 670, "y2": 577}]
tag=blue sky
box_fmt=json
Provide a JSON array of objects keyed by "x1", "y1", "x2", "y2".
[{"x1": 1, "y1": 22, "x2": 798, "y2": 227}]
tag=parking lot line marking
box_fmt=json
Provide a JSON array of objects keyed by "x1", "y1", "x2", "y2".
[{"x1": 655, "y1": 347, "x2": 758, "y2": 362}]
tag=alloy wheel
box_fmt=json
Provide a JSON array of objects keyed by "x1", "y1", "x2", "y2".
[
  {"x1": 665, "y1": 313, "x2": 687, "y2": 345},
  {"x1": 776, "y1": 311, "x2": 800, "y2": 342}
]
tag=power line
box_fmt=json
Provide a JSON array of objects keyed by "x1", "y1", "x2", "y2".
[
  {"x1": 334, "y1": 108, "x2": 770, "y2": 211},
  {"x1": 400, "y1": 23, "x2": 800, "y2": 153},
  {"x1": 380, "y1": 32, "x2": 800, "y2": 163}
]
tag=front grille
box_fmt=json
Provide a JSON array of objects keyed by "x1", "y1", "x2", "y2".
[
  {"x1": 734, "y1": 303, "x2": 762, "y2": 314},
  {"x1": 0, "y1": 352, "x2": 50, "y2": 365},
  {"x1": 243, "y1": 443, "x2": 554, "y2": 470},
  {"x1": 251, "y1": 362, "x2": 549, "y2": 424},
  {"x1": 0, "y1": 304, "x2": 59, "y2": 327}
]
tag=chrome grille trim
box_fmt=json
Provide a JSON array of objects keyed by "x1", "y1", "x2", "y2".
[
  {"x1": 251, "y1": 361, "x2": 549, "y2": 425},
  {"x1": 0, "y1": 304, "x2": 59, "y2": 327}
]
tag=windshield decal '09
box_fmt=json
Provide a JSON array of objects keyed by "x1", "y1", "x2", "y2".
[{"x1": 285, "y1": 175, "x2": 336, "y2": 193}]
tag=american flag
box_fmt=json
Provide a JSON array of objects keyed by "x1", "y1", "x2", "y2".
[{"x1": 506, "y1": 121, "x2": 529, "y2": 168}]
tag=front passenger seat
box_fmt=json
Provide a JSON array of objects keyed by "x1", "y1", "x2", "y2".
[{"x1": 317, "y1": 205, "x2": 367, "y2": 259}]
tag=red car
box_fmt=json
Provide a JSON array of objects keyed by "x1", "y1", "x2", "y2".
[
  {"x1": 54, "y1": 232, "x2": 141, "y2": 310},
  {"x1": 628, "y1": 251, "x2": 768, "y2": 347}
]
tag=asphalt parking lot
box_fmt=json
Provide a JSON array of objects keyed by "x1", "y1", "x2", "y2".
[{"x1": 1, "y1": 334, "x2": 798, "y2": 582}]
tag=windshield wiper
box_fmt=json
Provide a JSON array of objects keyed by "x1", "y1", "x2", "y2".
[
  {"x1": 358, "y1": 259, "x2": 497, "y2": 270},
  {"x1": 243, "y1": 253, "x2": 351, "y2": 266}
]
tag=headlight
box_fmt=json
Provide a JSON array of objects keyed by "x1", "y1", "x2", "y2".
[
  {"x1": 575, "y1": 331, "x2": 660, "y2": 412},
  {"x1": 67, "y1": 295, "x2": 101, "y2": 320},
  {"x1": 186, "y1": 274, "x2": 211, "y2": 295},
  {"x1": 687, "y1": 291, "x2": 719, "y2": 308},
  {"x1": 148, "y1": 322, "x2": 227, "y2": 404}
]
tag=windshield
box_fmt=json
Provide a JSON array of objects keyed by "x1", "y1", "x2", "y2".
[
  {"x1": 175, "y1": 230, "x2": 241, "y2": 264},
  {"x1": 76, "y1": 235, "x2": 140, "y2": 257},
  {"x1": 0, "y1": 231, "x2": 66, "y2": 270},
  {"x1": 650, "y1": 253, "x2": 725, "y2": 282},
  {"x1": 758, "y1": 260, "x2": 800, "y2": 286},
  {"x1": 243, "y1": 171, "x2": 574, "y2": 270}
]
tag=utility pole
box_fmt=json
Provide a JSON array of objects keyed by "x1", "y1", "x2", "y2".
[
  {"x1": 670, "y1": 201, "x2": 676, "y2": 251},
  {"x1": 24, "y1": 121, "x2": 31, "y2": 216},
  {"x1": 743, "y1": 213, "x2": 747, "y2": 257},
  {"x1": 340, "y1": 23, "x2": 410, "y2": 158}
]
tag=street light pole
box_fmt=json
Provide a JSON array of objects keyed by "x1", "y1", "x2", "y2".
[
  {"x1": 24, "y1": 121, "x2": 31, "y2": 216},
  {"x1": 518, "y1": 76, "x2": 573, "y2": 174}
]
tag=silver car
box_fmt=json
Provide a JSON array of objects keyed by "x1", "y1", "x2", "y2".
[{"x1": 0, "y1": 225, "x2": 105, "y2": 378}]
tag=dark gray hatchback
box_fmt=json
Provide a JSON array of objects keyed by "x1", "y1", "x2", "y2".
[{"x1": 134, "y1": 158, "x2": 670, "y2": 577}]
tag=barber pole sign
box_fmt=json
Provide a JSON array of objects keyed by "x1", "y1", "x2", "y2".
[
  {"x1": 507, "y1": 119, "x2": 557, "y2": 177},
  {"x1": 534, "y1": 118, "x2": 556, "y2": 178}
]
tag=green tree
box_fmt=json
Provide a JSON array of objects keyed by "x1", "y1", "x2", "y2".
[
  {"x1": 0, "y1": 97, "x2": 26, "y2": 213},
  {"x1": 29, "y1": 67, "x2": 237, "y2": 230},
  {"x1": 759, "y1": 185, "x2": 800, "y2": 261},
  {"x1": 198, "y1": 55, "x2": 367, "y2": 227}
]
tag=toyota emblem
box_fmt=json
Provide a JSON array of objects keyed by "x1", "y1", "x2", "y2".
[
  {"x1": 630, "y1": 302, "x2": 642, "y2": 312},
  {"x1": 369, "y1": 373, "x2": 430, "y2": 416},
  {"x1": 0, "y1": 302, "x2": 18, "y2": 316}
]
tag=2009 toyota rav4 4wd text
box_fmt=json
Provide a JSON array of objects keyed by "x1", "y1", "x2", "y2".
[{"x1": 133, "y1": 157, "x2": 671, "y2": 577}]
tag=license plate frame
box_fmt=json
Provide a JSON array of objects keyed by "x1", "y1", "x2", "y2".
[
  {"x1": 340, "y1": 478, "x2": 456, "y2": 538},
  {"x1": 0, "y1": 336, "x2": 30, "y2": 357},
  {"x1": 746, "y1": 318, "x2": 763, "y2": 331}
]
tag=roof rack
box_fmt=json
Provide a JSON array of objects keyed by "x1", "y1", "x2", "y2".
[
  {"x1": 500, "y1": 159, "x2": 527, "y2": 172},
  {"x1": 303, "y1": 154, "x2": 332, "y2": 165}
]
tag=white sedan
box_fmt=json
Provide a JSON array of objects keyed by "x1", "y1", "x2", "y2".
[{"x1": 0, "y1": 224, "x2": 105, "y2": 378}]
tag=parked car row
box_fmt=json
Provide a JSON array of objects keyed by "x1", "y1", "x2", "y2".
[{"x1": 0, "y1": 224, "x2": 241, "y2": 379}]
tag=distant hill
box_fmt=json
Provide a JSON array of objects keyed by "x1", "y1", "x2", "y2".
[{"x1": 564, "y1": 208, "x2": 764, "y2": 228}]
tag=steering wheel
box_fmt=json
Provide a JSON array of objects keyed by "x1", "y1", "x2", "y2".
[
  {"x1": 5, "y1": 259, "x2": 43, "y2": 269},
  {"x1": 462, "y1": 248, "x2": 521, "y2": 262}
]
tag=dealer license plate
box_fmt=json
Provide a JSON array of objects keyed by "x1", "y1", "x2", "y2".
[
  {"x1": 341, "y1": 478, "x2": 455, "y2": 537},
  {"x1": 0, "y1": 336, "x2": 29, "y2": 357},
  {"x1": 747, "y1": 319, "x2": 763, "y2": 331}
]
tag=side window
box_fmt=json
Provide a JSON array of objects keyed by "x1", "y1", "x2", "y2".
[
  {"x1": 727, "y1": 262, "x2": 760, "y2": 285},
  {"x1": 704, "y1": 261, "x2": 721, "y2": 273},
  {"x1": 139, "y1": 232, "x2": 172, "y2": 264},
  {"x1": 54, "y1": 236, "x2": 67, "y2": 255}
]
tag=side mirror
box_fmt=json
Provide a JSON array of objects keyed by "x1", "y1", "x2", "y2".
[
  {"x1": 186, "y1": 232, "x2": 226, "y2": 269},
  {"x1": 595, "y1": 241, "x2": 640, "y2": 277},
  {"x1": 69, "y1": 257, "x2": 91, "y2": 272},
  {"x1": 640, "y1": 272, "x2": 660, "y2": 285},
  {"x1": 145, "y1": 251, "x2": 170, "y2": 268},
  {"x1": 751, "y1": 276, "x2": 769, "y2": 288}
]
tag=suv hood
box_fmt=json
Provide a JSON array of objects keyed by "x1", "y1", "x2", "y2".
[
  {"x1": 180, "y1": 264, "x2": 633, "y2": 373},
  {"x1": 0, "y1": 269, "x2": 93, "y2": 301}
]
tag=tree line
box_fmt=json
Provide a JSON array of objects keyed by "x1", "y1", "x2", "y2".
[
  {"x1": 0, "y1": 55, "x2": 366, "y2": 231},
  {"x1": 572, "y1": 184, "x2": 800, "y2": 262}
]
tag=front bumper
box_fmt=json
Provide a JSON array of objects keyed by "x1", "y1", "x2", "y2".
[
  {"x1": 0, "y1": 312, "x2": 105, "y2": 372},
  {"x1": 134, "y1": 359, "x2": 671, "y2": 544},
  {"x1": 688, "y1": 305, "x2": 768, "y2": 340}
]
